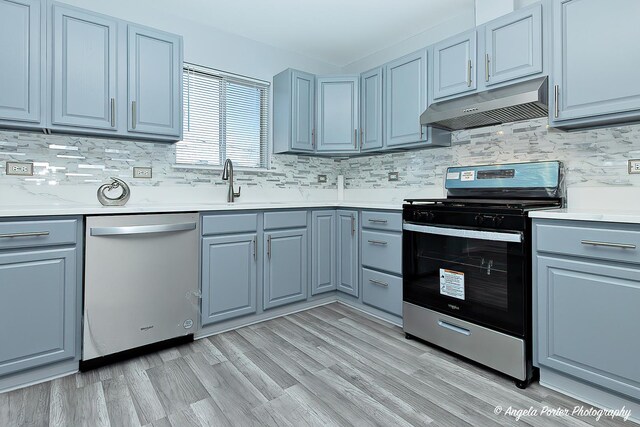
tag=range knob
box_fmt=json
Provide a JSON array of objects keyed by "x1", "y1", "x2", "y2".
[
  {"x1": 475, "y1": 214, "x2": 484, "y2": 225},
  {"x1": 426, "y1": 211, "x2": 435, "y2": 221},
  {"x1": 495, "y1": 215, "x2": 505, "y2": 226}
]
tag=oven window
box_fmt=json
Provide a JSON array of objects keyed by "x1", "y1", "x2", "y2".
[{"x1": 403, "y1": 229, "x2": 525, "y2": 336}]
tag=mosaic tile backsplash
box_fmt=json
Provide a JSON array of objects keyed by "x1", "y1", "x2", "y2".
[
  {"x1": 0, "y1": 130, "x2": 339, "y2": 189},
  {"x1": 2, "y1": 117, "x2": 640, "y2": 194},
  {"x1": 338, "y1": 118, "x2": 640, "y2": 189}
]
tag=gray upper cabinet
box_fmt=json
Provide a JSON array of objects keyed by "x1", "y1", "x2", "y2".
[
  {"x1": 384, "y1": 49, "x2": 429, "y2": 147},
  {"x1": 316, "y1": 76, "x2": 359, "y2": 153},
  {"x1": 263, "y1": 228, "x2": 308, "y2": 310},
  {"x1": 484, "y1": 4, "x2": 542, "y2": 86},
  {"x1": 201, "y1": 233, "x2": 258, "y2": 325},
  {"x1": 360, "y1": 67, "x2": 383, "y2": 152},
  {"x1": 127, "y1": 25, "x2": 182, "y2": 137},
  {"x1": 0, "y1": 0, "x2": 42, "y2": 125},
  {"x1": 336, "y1": 210, "x2": 358, "y2": 297},
  {"x1": 550, "y1": 0, "x2": 640, "y2": 127},
  {"x1": 433, "y1": 29, "x2": 477, "y2": 99},
  {"x1": 311, "y1": 210, "x2": 336, "y2": 295},
  {"x1": 52, "y1": 5, "x2": 117, "y2": 130},
  {"x1": 273, "y1": 69, "x2": 315, "y2": 153}
]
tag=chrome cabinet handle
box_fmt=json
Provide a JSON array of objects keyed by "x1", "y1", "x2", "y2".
[
  {"x1": 367, "y1": 240, "x2": 387, "y2": 245},
  {"x1": 90, "y1": 222, "x2": 196, "y2": 236},
  {"x1": 354, "y1": 129, "x2": 357, "y2": 149},
  {"x1": 110, "y1": 98, "x2": 116, "y2": 127},
  {"x1": 351, "y1": 214, "x2": 355, "y2": 236},
  {"x1": 581, "y1": 240, "x2": 636, "y2": 250},
  {"x1": 253, "y1": 236, "x2": 257, "y2": 260},
  {"x1": 368, "y1": 218, "x2": 387, "y2": 224},
  {"x1": 0, "y1": 231, "x2": 50, "y2": 239},
  {"x1": 438, "y1": 320, "x2": 471, "y2": 336},
  {"x1": 369, "y1": 279, "x2": 388, "y2": 287},
  {"x1": 131, "y1": 101, "x2": 137, "y2": 129},
  {"x1": 311, "y1": 129, "x2": 315, "y2": 148},
  {"x1": 467, "y1": 59, "x2": 472, "y2": 87},
  {"x1": 419, "y1": 124, "x2": 423, "y2": 140},
  {"x1": 554, "y1": 85, "x2": 559, "y2": 119},
  {"x1": 485, "y1": 54, "x2": 490, "y2": 82},
  {"x1": 360, "y1": 128, "x2": 363, "y2": 147},
  {"x1": 267, "y1": 235, "x2": 271, "y2": 259}
]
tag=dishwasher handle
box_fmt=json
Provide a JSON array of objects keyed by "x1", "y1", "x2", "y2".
[{"x1": 90, "y1": 222, "x2": 197, "y2": 236}]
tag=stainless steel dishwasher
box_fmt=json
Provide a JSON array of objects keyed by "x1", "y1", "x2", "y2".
[{"x1": 82, "y1": 213, "x2": 199, "y2": 369}]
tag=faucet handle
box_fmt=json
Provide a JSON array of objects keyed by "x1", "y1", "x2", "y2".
[{"x1": 234, "y1": 186, "x2": 241, "y2": 198}]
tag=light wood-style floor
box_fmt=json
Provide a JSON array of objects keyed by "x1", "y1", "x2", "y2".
[{"x1": 0, "y1": 303, "x2": 631, "y2": 426}]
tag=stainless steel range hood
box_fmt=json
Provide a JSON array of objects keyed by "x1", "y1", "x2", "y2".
[{"x1": 421, "y1": 77, "x2": 548, "y2": 131}]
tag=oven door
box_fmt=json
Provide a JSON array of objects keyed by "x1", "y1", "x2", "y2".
[{"x1": 403, "y1": 222, "x2": 526, "y2": 337}]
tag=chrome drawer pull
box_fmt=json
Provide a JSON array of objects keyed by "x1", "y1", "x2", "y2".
[
  {"x1": 367, "y1": 240, "x2": 388, "y2": 245},
  {"x1": 369, "y1": 279, "x2": 388, "y2": 287},
  {"x1": 438, "y1": 320, "x2": 471, "y2": 336},
  {"x1": 368, "y1": 219, "x2": 388, "y2": 224},
  {"x1": 581, "y1": 240, "x2": 636, "y2": 250},
  {"x1": 0, "y1": 231, "x2": 50, "y2": 239}
]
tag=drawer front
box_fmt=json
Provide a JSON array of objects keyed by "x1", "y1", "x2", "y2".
[
  {"x1": 362, "y1": 268, "x2": 402, "y2": 316},
  {"x1": 0, "y1": 219, "x2": 78, "y2": 250},
  {"x1": 535, "y1": 222, "x2": 640, "y2": 265},
  {"x1": 361, "y1": 230, "x2": 402, "y2": 274},
  {"x1": 202, "y1": 213, "x2": 258, "y2": 235},
  {"x1": 264, "y1": 210, "x2": 307, "y2": 230},
  {"x1": 361, "y1": 211, "x2": 402, "y2": 232}
]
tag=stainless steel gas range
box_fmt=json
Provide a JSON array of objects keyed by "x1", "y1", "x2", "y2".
[{"x1": 402, "y1": 161, "x2": 564, "y2": 388}]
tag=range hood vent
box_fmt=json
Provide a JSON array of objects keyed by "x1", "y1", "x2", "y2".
[{"x1": 421, "y1": 76, "x2": 548, "y2": 131}]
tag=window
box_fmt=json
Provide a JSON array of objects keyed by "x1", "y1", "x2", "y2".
[{"x1": 176, "y1": 63, "x2": 269, "y2": 169}]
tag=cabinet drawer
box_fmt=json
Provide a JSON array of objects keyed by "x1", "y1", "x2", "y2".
[
  {"x1": 0, "y1": 219, "x2": 77, "y2": 250},
  {"x1": 362, "y1": 268, "x2": 402, "y2": 316},
  {"x1": 536, "y1": 222, "x2": 640, "y2": 265},
  {"x1": 264, "y1": 210, "x2": 307, "y2": 230},
  {"x1": 361, "y1": 230, "x2": 402, "y2": 275},
  {"x1": 202, "y1": 213, "x2": 258, "y2": 235},
  {"x1": 361, "y1": 211, "x2": 402, "y2": 232}
]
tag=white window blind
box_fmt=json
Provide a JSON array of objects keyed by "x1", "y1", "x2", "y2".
[{"x1": 177, "y1": 64, "x2": 269, "y2": 168}]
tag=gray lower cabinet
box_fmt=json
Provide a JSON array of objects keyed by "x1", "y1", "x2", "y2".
[
  {"x1": 0, "y1": 217, "x2": 80, "y2": 379},
  {"x1": 201, "y1": 233, "x2": 258, "y2": 325},
  {"x1": 311, "y1": 210, "x2": 336, "y2": 295},
  {"x1": 534, "y1": 219, "x2": 640, "y2": 401},
  {"x1": 336, "y1": 210, "x2": 358, "y2": 297},
  {"x1": 263, "y1": 228, "x2": 308, "y2": 309},
  {"x1": 0, "y1": 0, "x2": 42, "y2": 125}
]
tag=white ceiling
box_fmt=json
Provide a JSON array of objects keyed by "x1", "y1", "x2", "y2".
[{"x1": 144, "y1": 0, "x2": 476, "y2": 67}]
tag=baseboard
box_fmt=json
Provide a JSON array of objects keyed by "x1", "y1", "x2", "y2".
[
  {"x1": 0, "y1": 359, "x2": 79, "y2": 394},
  {"x1": 336, "y1": 296, "x2": 403, "y2": 327}
]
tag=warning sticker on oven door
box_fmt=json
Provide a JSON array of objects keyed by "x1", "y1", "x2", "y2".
[{"x1": 439, "y1": 269, "x2": 465, "y2": 300}]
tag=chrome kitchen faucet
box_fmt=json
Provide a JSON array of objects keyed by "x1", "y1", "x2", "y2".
[{"x1": 221, "y1": 159, "x2": 241, "y2": 203}]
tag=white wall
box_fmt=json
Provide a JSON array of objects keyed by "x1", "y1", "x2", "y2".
[{"x1": 56, "y1": 0, "x2": 341, "y2": 80}]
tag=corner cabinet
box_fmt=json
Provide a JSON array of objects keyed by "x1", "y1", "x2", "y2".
[
  {"x1": 273, "y1": 69, "x2": 315, "y2": 154},
  {"x1": 533, "y1": 219, "x2": 640, "y2": 402},
  {"x1": 51, "y1": 5, "x2": 117, "y2": 131},
  {"x1": 550, "y1": 0, "x2": 640, "y2": 128},
  {"x1": 433, "y1": 30, "x2": 477, "y2": 100},
  {"x1": 316, "y1": 76, "x2": 359, "y2": 153},
  {"x1": 0, "y1": 0, "x2": 43, "y2": 126},
  {"x1": 127, "y1": 25, "x2": 182, "y2": 138},
  {"x1": 360, "y1": 67, "x2": 383, "y2": 152},
  {"x1": 384, "y1": 49, "x2": 429, "y2": 148}
]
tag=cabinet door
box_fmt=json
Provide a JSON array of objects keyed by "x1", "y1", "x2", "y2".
[
  {"x1": 264, "y1": 228, "x2": 308, "y2": 310},
  {"x1": 537, "y1": 255, "x2": 640, "y2": 399},
  {"x1": 316, "y1": 76, "x2": 359, "y2": 153},
  {"x1": 201, "y1": 234, "x2": 257, "y2": 325},
  {"x1": 336, "y1": 210, "x2": 358, "y2": 297},
  {"x1": 360, "y1": 67, "x2": 383, "y2": 152},
  {"x1": 291, "y1": 70, "x2": 315, "y2": 152},
  {"x1": 484, "y1": 4, "x2": 542, "y2": 86},
  {"x1": 433, "y1": 30, "x2": 477, "y2": 99},
  {"x1": 128, "y1": 25, "x2": 182, "y2": 137},
  {"x1": 0, "y1": 0, "x2": 41, "y2": 123},
  {"x1": 552, "y1": 0, "x2": 640, "y2": 122},
  {"x1": 385, "y1": 49, "x2": 428, "y2": 147},
  {"x1": 0, "y1": 248, "x2": 77, "y2": 376},
  {"x1": 311, "y1": 211, "x2": 336, "y2": 295},
  {"x1": 52, "y1": 6, "x2": 117, "y2": 130}
]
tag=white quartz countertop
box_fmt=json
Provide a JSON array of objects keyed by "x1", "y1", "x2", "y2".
[{"x1": 529, "y1": 208, "x2": 640, "y2": 224}]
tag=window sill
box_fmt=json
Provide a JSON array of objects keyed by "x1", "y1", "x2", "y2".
[{"x1": 171, "y1": 164, "x2": 271, "y2": 173}]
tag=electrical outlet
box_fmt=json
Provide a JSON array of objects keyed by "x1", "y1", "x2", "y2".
[
  {"x1": 629, "y1": 159, "x2": 640, "y2": 174},
  {"x1": 317, "y1": 174, "x2": 327, "y2": 183},
  {"x1": 388, "y1": 171, "x2": 399, "y2": 181},
  {"x1": 133, "y1": 166, "x2": 152, "y2": 178},
  {"x1": 6, "y1": 162, "x2": 33, "y2": 176}
]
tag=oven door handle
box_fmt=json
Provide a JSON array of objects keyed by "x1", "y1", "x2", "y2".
[{"x1": 403, "y1": 222, "x2": 522, "y2": 243}]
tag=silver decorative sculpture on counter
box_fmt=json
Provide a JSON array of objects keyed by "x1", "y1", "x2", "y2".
[{"x1": 97, "y1": 177, "x2": 131, "y2": 206}]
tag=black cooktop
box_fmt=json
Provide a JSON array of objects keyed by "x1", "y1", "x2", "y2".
[{"x1": 404, "y1": 198, "x2": 562, "y2": 211}]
